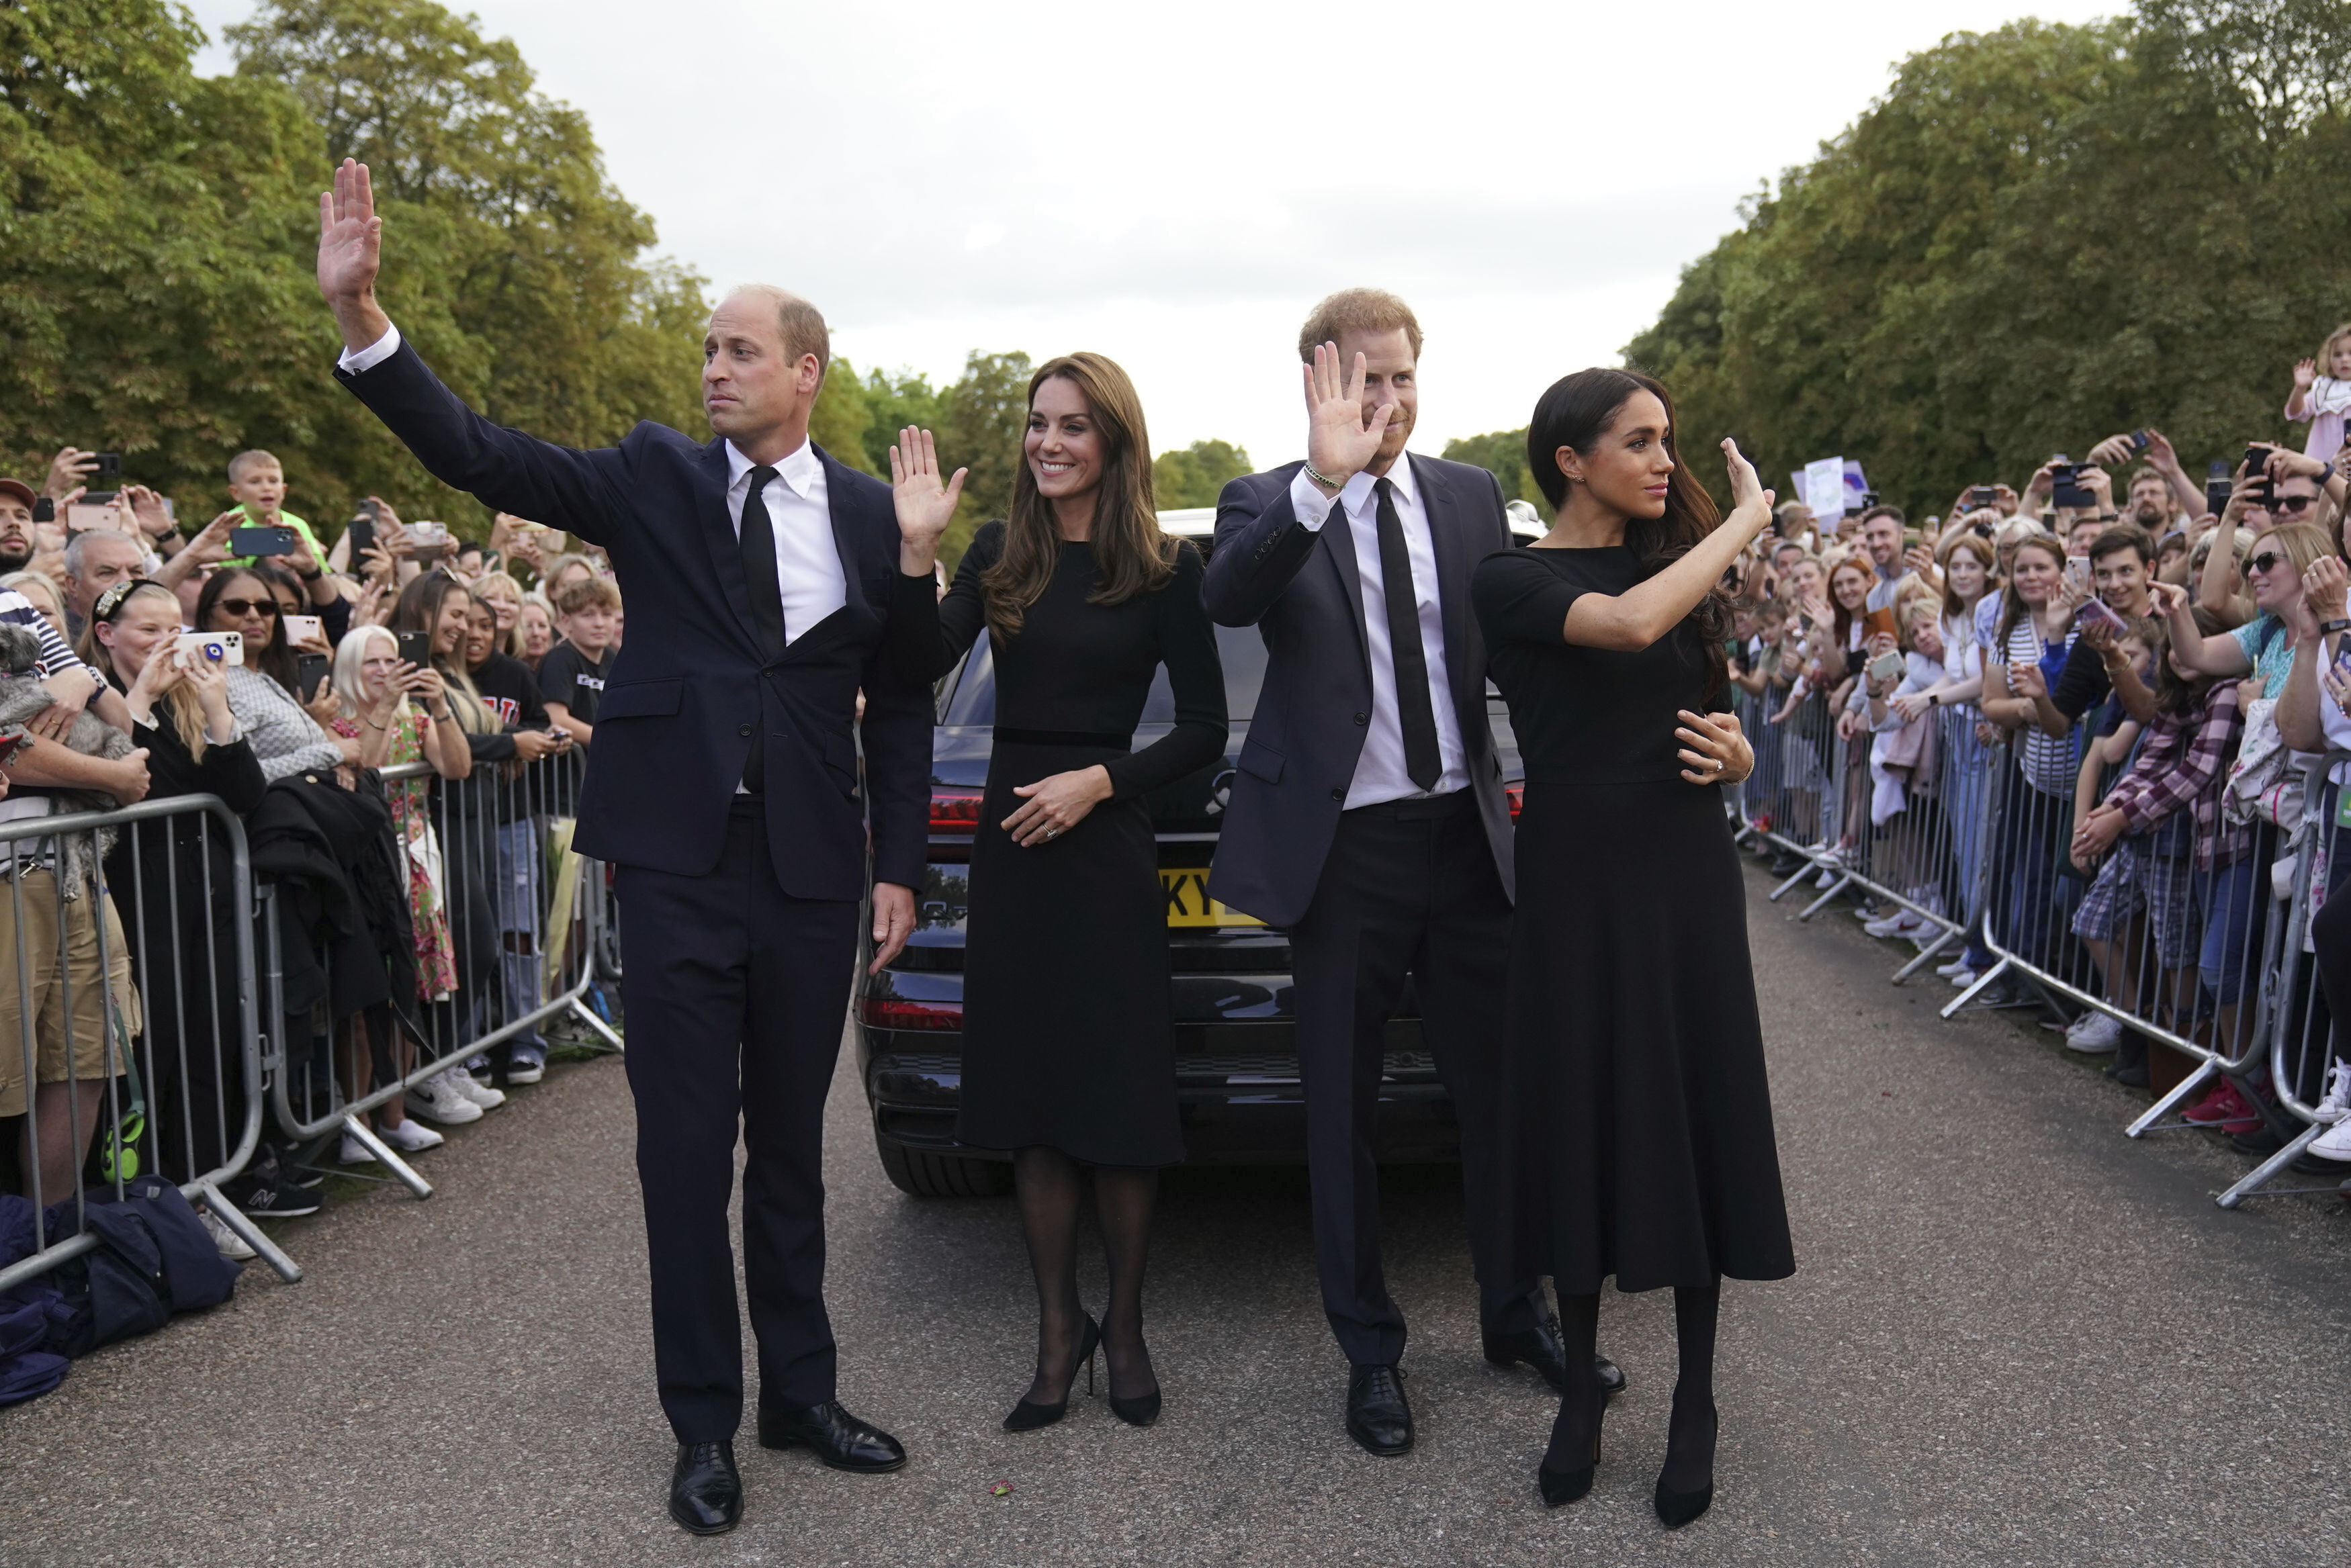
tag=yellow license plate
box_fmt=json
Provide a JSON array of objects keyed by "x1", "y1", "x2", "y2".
[{"x1": 1160, "y1": 869, "x2": 1262, "y2": 927}]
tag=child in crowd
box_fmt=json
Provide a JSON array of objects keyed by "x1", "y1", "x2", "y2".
[
  {"x1": 2066, "y1": 614, "x2": 2239, "y2": 1079},
  {"x1": 222, "y1": 449, "x2": 327, "y2": 573},
  {"x1": 537, "y1": 575, "x2": 617, "y2": 823},
  {"x1": 1857, "y1": 594, "x2": 1953, "y2": 940},
  {"x1": 2285, "y1": 324, "x2": 2351, "y2": 463}
]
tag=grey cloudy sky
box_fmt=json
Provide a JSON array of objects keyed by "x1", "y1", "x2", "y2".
[{"x1": 189, "y1": 0, "x2": 2106, "y2": 473}]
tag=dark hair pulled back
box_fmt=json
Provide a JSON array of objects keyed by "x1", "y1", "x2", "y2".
[{"x1": 1525, "y1": 367, "x2": 1731, "y2": 695}]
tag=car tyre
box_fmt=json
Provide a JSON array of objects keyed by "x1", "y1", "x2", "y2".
[{"x1": 875, "y1": 1134, "x2": 1014, "y2": 1198}]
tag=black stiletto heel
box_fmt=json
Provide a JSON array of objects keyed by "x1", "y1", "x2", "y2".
[
  {"x1": 1537, "y1": 1396, "x2": 1605, "y2": 1507},
  {"x1": 1652, "y1": 1404, "x2": 1718, "y2": 1528},
  {"x1": 1003, "y1": 1313, "x2": 1101, "y2": 1432}
]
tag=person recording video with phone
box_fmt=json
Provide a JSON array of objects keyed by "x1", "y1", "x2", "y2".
[
  {"x1": 194, "y1": 567, "x2": 351, "y2": 782},
  {"x1": 81, "y1": 580, "x2": 265, "y2": 1188}
]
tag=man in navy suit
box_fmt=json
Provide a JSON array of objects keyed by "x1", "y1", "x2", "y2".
[
  {"x1": 318, "y1": 160, "x2": 930, "y2": 1535},
  {"x1": 1204, "y1": 289, "x2": 1620, "y2": 1456}
]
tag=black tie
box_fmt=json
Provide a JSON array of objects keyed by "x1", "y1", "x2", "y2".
[
  {"x1": 739, "y1": 465, "x2": 785, "y2": 792},
  {"x1": 1372, "y1": 477, "x2": 1443, "y2": 792}
]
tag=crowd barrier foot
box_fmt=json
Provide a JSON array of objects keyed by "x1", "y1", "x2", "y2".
[
  {"x1": 1891, "y1": 927, "x2": 1960, "y2": 984},
  {"x1": 2217, "y1": 1121, "x2": 2326, "y2": 1209},
  {"x1": 1941, "y1": 957, "x2": 2012, "y2": 1020},
  {"x1": 1798, "y1": 874, "x2": 1854, "y2": 919},
  {"x1": 193, "y1": 1181, "x2": 302, "y2": 1283},
  {"x1": 2127, "y1": 1062, "x2": 2218, "y2": 1139},
  {"x1": 1769, "y1": 862, "x2": 1820, "y2": 902},
  {"x1": 341, "y1": 1113, "x2": 433, "y2": 1199},
  {"x1": 562, "y1": 996, "x2": 625, "y2": 1055}
]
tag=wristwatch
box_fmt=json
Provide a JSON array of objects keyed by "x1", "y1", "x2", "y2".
[
  {"x1": 1928, "y1": 692, "x2": 1940, "y2": 706},
  {"x1": 2323, "y1": 619, "x2": 2351, "y2": 637}
]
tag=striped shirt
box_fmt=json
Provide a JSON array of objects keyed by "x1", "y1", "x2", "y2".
[{"x1": 0, "y1": 588, "x2": 85, "y2": 680}]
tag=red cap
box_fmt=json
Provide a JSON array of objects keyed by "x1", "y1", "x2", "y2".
[{"x1": 0, "y1": 480, "x2": 35, "y2": 510}]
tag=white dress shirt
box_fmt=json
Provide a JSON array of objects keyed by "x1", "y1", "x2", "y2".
[
  {"x1": 723, "y1": 438, "x2": 845, "y2": 642},
  {"x1": 1286, "y1": 457, "x2": 1470, "y2": 807}
]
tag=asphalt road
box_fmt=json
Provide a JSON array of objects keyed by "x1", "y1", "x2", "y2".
[{"x1": 6, "y1": 863, "x2": 2351, "y2": 1567}]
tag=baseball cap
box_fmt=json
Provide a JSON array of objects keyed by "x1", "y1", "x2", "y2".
[{"x1": 0, "y1": 480, "x2": 36, "y2": 509}]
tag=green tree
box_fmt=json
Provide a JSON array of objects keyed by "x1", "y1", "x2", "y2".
[
  {"x1": 809, "y1": 357, "x2": 876, "y2": 475},
  {"x1": 1439, "y1": 430, "x2": 1544, "y2": 505},
  {"x1": 936, "y1": 350, "x2": 1033, "y2": 569},
  {"x1": 1151, "y1": 439, "x2": 1252, "y2": 508},
  {"x1": 854, "y1": 367, "x2": 947, "y2": 479},
  {"x1": 1625, "y1": 1, "x2": 2351, "y2": 520},
  {"x1": 228, "y1": 0, "x2": 709, "y2": 532}
]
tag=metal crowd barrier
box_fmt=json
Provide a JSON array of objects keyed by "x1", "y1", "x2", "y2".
[
  {"x1": 1731, "y1": 687, "x2": 1977, "y2": 981},
  {"x1": 0, "y1": 794, "x2": 285, "y2": 1291},
  {"x1": 267, "y1": 755, "x2": 621, "y2": 1202}
]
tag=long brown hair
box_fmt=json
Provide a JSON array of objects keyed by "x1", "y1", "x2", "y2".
[
  {"x1": 1526, "y1": 367, "x2": 1729, "y2": 693},
  {"x1": 980, "y1": 353, "x2": 1173, "y2": 640}
]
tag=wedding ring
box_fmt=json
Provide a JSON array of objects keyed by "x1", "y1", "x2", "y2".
[{"x1": 1045, "y1": 825, "x2": 1061, "y2": 839}]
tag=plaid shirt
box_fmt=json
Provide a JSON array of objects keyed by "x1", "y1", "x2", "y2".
[{"x1": 2103, "y1": 682, "x2": 2247, "y2": 870}]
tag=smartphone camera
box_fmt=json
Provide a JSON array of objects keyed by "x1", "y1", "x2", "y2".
[
  {"x1": 2048, "y1": 456, "x2": 2093, "y2": 510},
  {"x1": 94, "y1": 453, "x2": 122, "y2": 483},
  {"x1": 1965, "y1": 486, "x2": 2000, "y2": 510}
]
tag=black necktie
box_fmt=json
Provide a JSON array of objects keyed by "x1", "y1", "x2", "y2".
[
  {"x1": 739, "y1": 465, "x2": 785, "y2": 791},
  {"x1": 1372, "y1": 477, "x2": 1443, "y2": 792}
]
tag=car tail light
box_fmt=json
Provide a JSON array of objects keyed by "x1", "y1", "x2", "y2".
[
  {"x1": 930, "y1": 788, "x2": 983, "y2": 833},
  {"x1": 1505, "y1": 782, "x2": 1525, "y2": 821},
  {"x1": 858, "y1": 996, "x2": 963, "y2": 1031}
]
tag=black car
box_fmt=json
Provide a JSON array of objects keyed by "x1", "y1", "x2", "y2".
[{"x1": 856, "y1": 508, "x2": 1538, "y2": 1196}]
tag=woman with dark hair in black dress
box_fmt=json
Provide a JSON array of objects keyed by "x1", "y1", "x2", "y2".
[
  {"x1": 1470, "y1": 368, "x2": 1793, "y2": 1528},
  {"x1": 886, "y1": 353, "x2": 1226, "y2": 1433}
]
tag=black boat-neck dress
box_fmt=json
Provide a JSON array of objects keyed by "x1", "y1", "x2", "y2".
[
  {"x1": 893, "y1": 521, "x2": 1227, "y2": 1167},
  {"x1": 1470, "y1": 543, "x2": 1794, "y2": 1294}
]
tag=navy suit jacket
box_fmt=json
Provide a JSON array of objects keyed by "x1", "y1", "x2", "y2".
[
  {"x1": 334, "y1": 342, "x2": 932, "y2": 903},
  {"x1": 1201, "y1": 455, "x2": 1516, "y2": 929}
]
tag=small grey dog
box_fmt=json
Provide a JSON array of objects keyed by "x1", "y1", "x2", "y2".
[{"x1": 0, "y1": 620, "x2": 134, "y2": 892}]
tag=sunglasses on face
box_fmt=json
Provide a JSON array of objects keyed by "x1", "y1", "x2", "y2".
[
  {"x1": 216, "y1": 598, "x2": 279, "y2": 617},
  {"x1": 2248, "y1": 552, "x2": 2287, "y2": 575},
  {"x1": 2266, "y1": 494, "x2": 2315, "y2": 514}
]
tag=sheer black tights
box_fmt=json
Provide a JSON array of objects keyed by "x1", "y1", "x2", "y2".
[
  {"x1": 1543, "y1": 1283, "x2": 1721, "y2": 1492},
  {"x1": 1012, "y1": 1146, "x2": 1159, "y2": 1405}
]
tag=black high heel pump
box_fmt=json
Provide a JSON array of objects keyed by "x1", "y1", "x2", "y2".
[
  {"x1": 1653, "y1": 1405, "x2": 1718, "y2": 1528},
  {"x1": 1003, "y1": 1313, "x2": 1101, "y2": 1432},
  {"x1": 1538, "y1": 1397, "x2": 1606, "y2": 1507}
]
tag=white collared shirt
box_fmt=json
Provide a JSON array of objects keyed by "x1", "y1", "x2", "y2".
[
  {"x1": 339, "y1": 322, "x2": 849, "y2": 641},
  {"x1": 723, "y1": 438, "x2": 845, "y2": 643},
  {"x1": 1286, "y1": 457, "x2": 1470, "y2": 807}
]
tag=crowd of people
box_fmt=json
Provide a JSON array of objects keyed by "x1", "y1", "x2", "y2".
[
  {"x1": 0, "y1": 443, "x2": 624, "y2": 1262},
  {"x1": 1723, "y1": 338, "x2": 2351, "y2": 1172}
]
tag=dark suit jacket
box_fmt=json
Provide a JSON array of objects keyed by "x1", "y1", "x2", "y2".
[
  {"x1": 1201, "y1": 455, "x2": 1515, "y2": 928},
  {"x1": 335, "y1": 342, "x2": 931, "y2": 902}
]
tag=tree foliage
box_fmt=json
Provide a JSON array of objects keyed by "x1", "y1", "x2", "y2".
[
  {"x1": 1624, "y1": 0, "x2": 2351, "y2": 520},
  {"x1": 1439, "y1": 430, "x2": 1544, "y2": 506},
  {"x1": 0, "y1": 0, "x2": 703, "y2": 535},
  {"x1": 1151, "y1": 439, "x2": 1252, "y2": 508}
]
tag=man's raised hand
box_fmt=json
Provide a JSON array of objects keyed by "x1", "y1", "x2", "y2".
[
  {"x1": 316, "y1": 158, "x2": 392, "y2": 353},
  {"x1": 889, "y1": 426, "x2": 965, "y2": 575},
  {"x1": 1302, "y1": 342, "x2": 1391, "y2": 494}
]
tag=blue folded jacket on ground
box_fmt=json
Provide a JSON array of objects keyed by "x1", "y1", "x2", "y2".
[
  {"x1": 36, "y1": 1178, "x2": 241, "y2": 1361},
  {"x1": 0, "y1": 1195, "x2": 69, "y2": 1405}
]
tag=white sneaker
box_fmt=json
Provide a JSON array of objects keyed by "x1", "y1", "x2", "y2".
[
  {"x1": 506, "y1": 1049, "x2": 546, "y2": 1086},
  {"x1": 1863, "y1": 909, "x2": 1913, "y2": 937},
  {"x1": 378, "y1": 1118, "x2": 445, "y2": 1154},
  {"x1": 1936, "y1": 957, "x2": 1971, "y2": 976},
  {"x1": 1816, "y1": 866, "x2": 1840, "y2": 889},
  {"x1": 1947, "y1": 966, "x2": 1981, "y2": 988},
  {"x1": 2313, "y1": 1060, "x2": 2351, "y2": 1125},
  {"x1": 339, "y1": 1132, "x2": 374, "y2": 1165},
  {"x1": 407, "y1": 1069, "x2": 484, "y2": 1125},
  {"x1": 2066, "y1": 1012, "x2": 2123, "y2": 1053},
  {"x1": 448, "y1": 1066, "x2": 506, "y2": 1110},
  {"x1": 2309, "y1": 1116, "x2": 2351, "y2": 1161},
  {"x1": 201, "y1": 1208, "x2": 256, "y2": 1261}
]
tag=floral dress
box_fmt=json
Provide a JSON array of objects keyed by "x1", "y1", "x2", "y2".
[{"x1": 333, "y1": 706, "x2": 457, "y2": 1001}]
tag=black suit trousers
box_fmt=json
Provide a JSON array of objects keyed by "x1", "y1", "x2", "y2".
[
  {"x1": 1288, "y1": 788, "x2": 1542, "y2": 1366},
  {"x1": 615, "y1": 798, "x2": 858, "y2": 1442}
]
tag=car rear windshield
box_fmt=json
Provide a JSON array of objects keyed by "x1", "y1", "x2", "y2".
[{"x1": 940, "y1": 623, "x2": 1268, "y2": 727}]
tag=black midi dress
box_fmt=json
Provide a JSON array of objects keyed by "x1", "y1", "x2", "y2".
[
  {"x1": 893, "y1": 521, "x2": 1226, "y2": 1166},
  {"x1": 1470, "y1": 544, "x2": 1794, "y2": 1294}
]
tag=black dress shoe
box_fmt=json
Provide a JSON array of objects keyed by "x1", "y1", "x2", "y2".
[
  {"x1": 756, "y1": 1400, "x2": 907, "y2": 1472},
  {"x1": 1345, "y1": 1363, "x2": 1413, "y2": 1457},
  {"x1": 1482, "y1": 1314, "x2": 1627, "y2": 1400},
  {"x1": 668, "y1": 1441, "x2": 741, "y2": 1536}
]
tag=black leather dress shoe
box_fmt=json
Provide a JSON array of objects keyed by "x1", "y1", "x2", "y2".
[
  {"x1": 1483, "y1": 1315, "x2": 1627, "y2": 1400},
  {"x1": 1345, "y1": 1363, "x2": 1413, "y2": 1457},
  {"x1": 668, "y1": 1441, "x2": 741, "y2": 1536},
  {"x1": 756, "y1": 1400, "x2": 907, "y2": 1472}
]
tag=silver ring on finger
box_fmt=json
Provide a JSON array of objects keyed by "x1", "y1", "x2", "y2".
[{"x1": 1044, "y1": 825, "x2": 1061, "y2": 839}]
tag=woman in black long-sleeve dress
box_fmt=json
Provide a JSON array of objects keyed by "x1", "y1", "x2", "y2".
[
  {"x1": 1470, "y1": 369, "x2": 1791, "y2": 1529},
  {"x1": 887, "y1": 353, "x2": 1226, "y2": 1433}
]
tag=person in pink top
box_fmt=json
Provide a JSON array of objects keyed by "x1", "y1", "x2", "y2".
[{"x1": 2283, "y1": 323, "x2": 2351, "y2": 463}]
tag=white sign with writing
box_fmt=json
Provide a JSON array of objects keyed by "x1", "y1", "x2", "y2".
[{"x1": 1803, "y1": 457, "x2": 1846, "y2": 520}]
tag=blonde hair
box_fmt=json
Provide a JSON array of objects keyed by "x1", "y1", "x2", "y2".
[
  {"x1": 80, "y1": 583, "x2": 210, "y2": 762},
  {"x1": 470, "y1": 570, "x2": 524, "y2": 658},
  {"x1": 2319, "y1": 322, "x2": 2351, "y2": 369}
]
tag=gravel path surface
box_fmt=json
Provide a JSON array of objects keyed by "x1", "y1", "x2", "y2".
[{"x1": 5, "y1": 864, "x2": 2348, "y2": 1566}]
